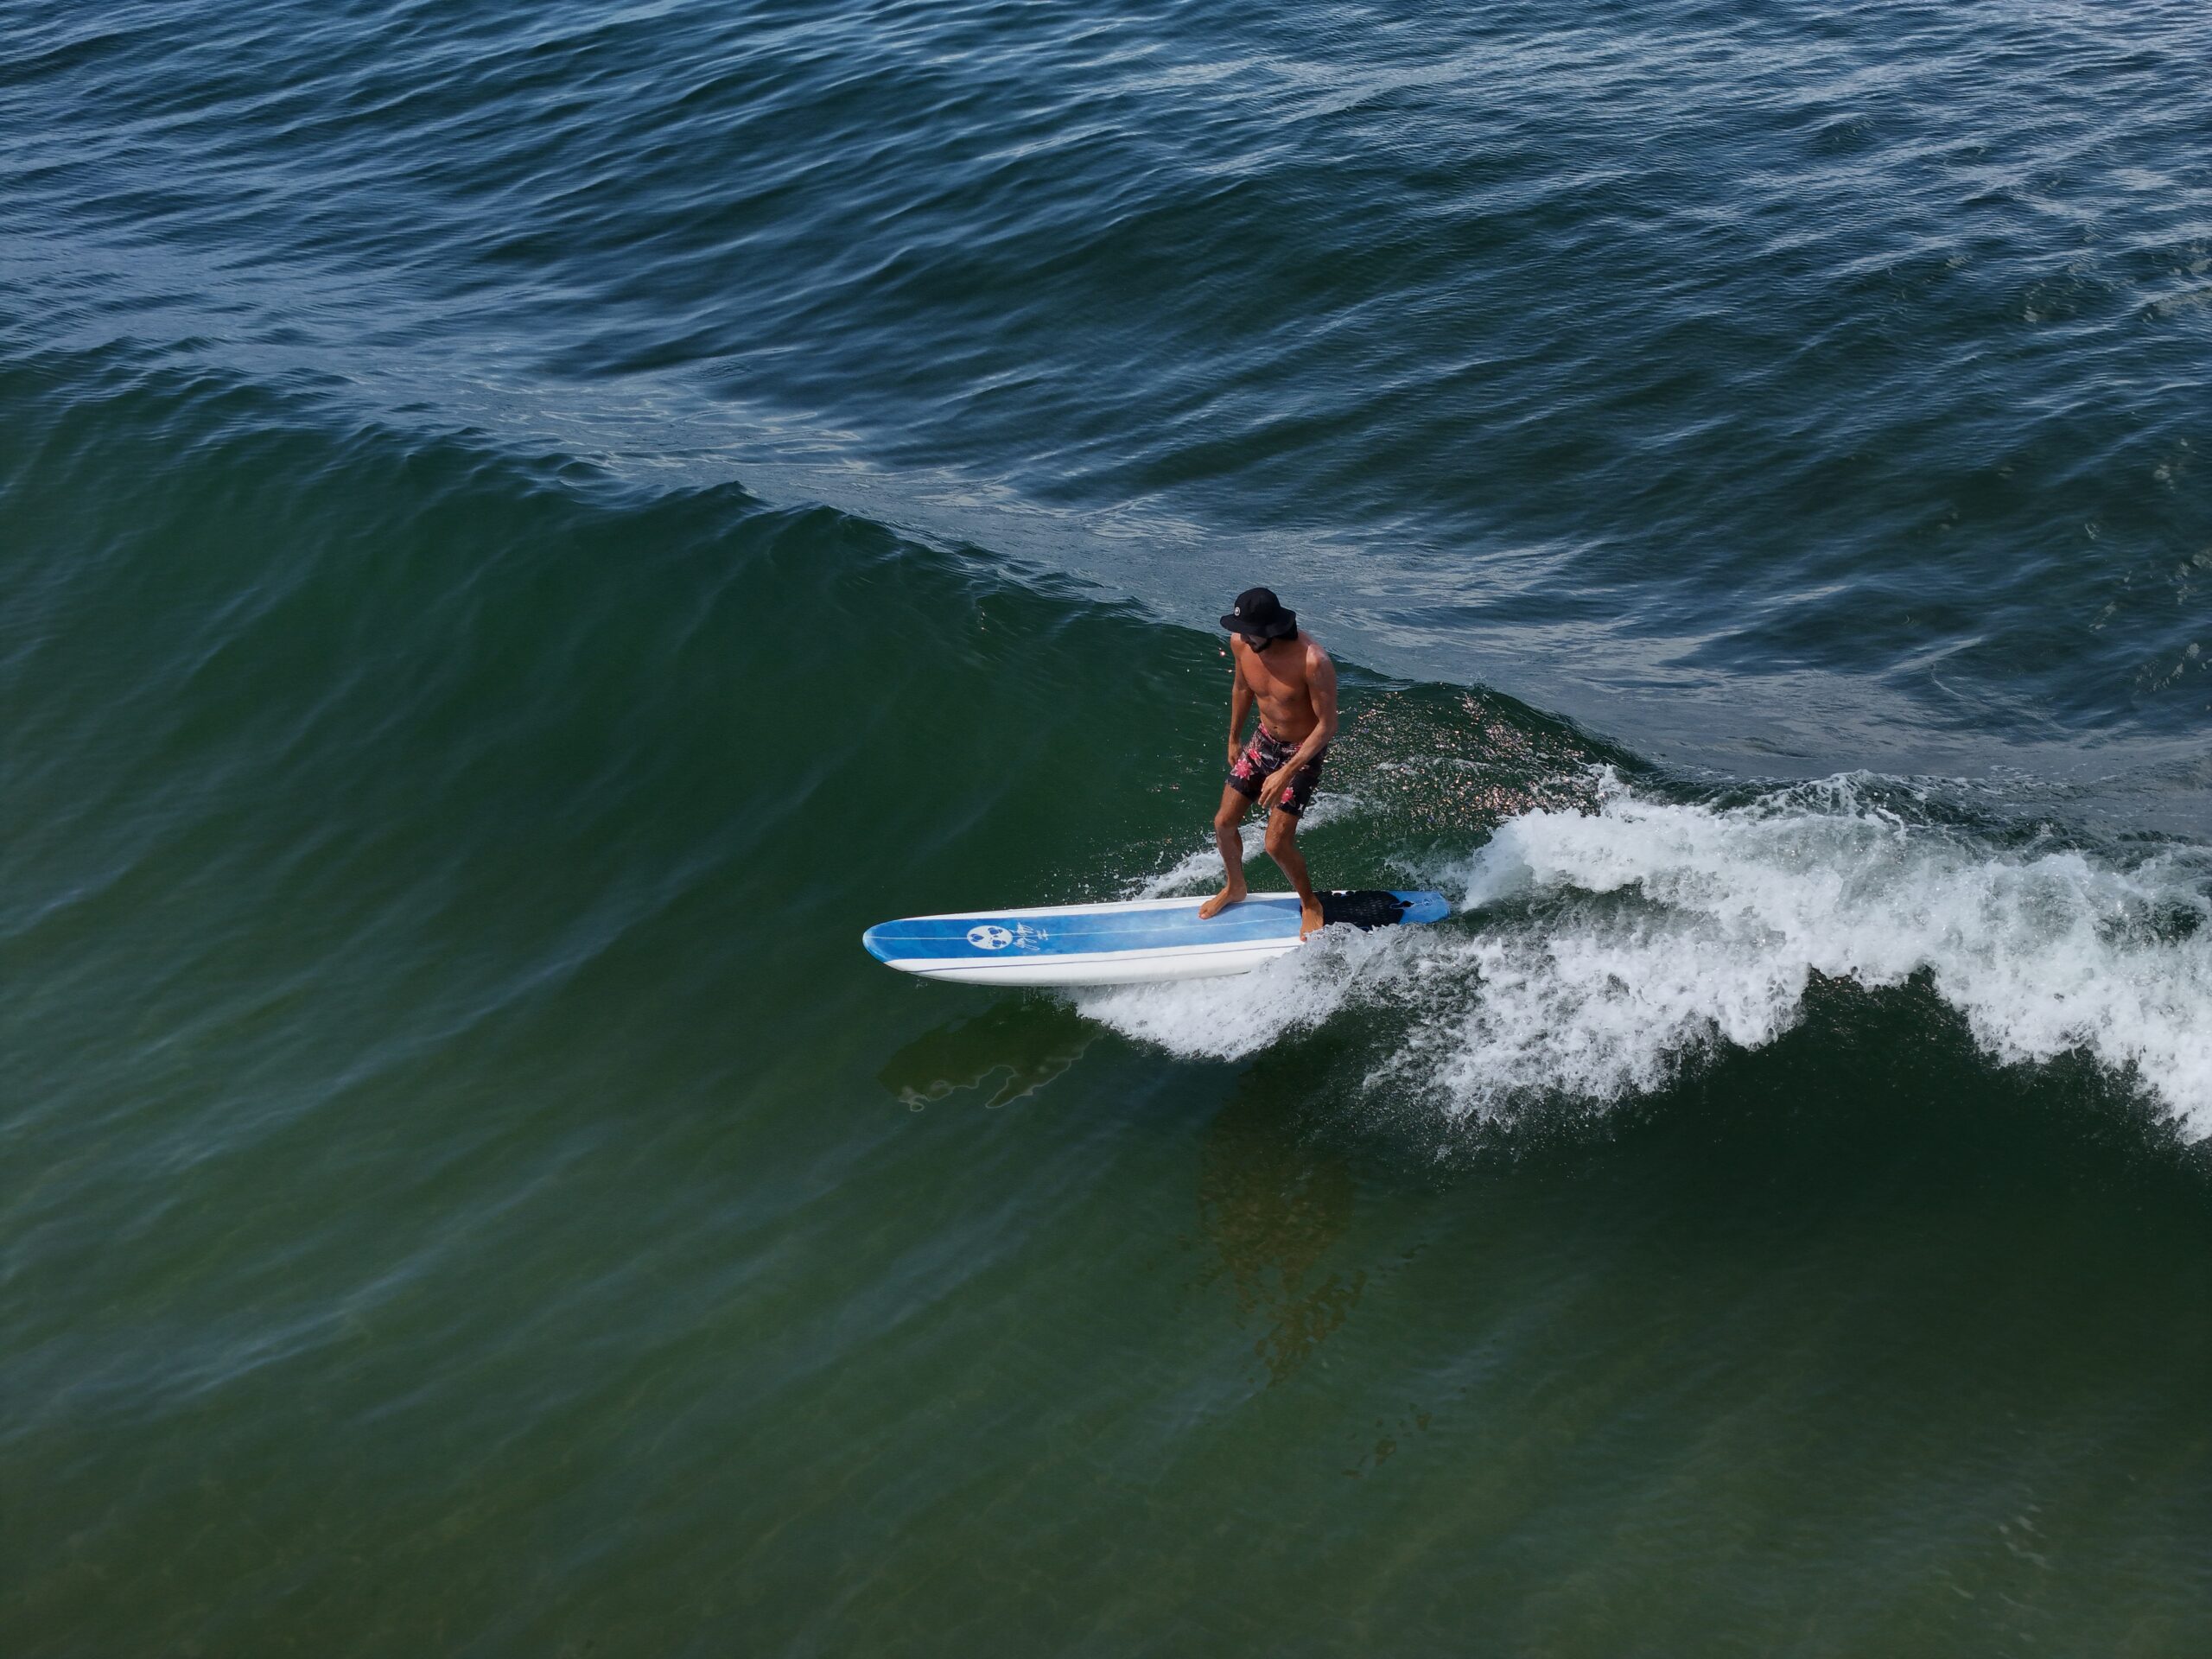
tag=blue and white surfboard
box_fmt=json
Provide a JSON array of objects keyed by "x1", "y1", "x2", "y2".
[{"x1": 862, "y1": 889, "x2": 1452, "y2": 987}]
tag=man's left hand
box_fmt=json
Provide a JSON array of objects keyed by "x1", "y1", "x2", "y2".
[{"x1": 1258, "y1": 766, "x2": 1294, "y2": 809}]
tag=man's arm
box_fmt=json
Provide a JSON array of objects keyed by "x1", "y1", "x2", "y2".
[
  {"x1": 1285, "y1": 647, "x2": 1338, "y2": 769},
  {"x1": 1226, "y1": 650, "x2": 1255, "y2": 766}
]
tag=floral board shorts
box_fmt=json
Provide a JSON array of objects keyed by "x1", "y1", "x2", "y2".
[{"x1": 1227, "y1": 727, "x2": 1329, "y2": 818}]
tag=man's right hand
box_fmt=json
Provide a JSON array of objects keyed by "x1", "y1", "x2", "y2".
[{"x1": 1227, "y1": 738, "x2": 1243, "y2": 768}]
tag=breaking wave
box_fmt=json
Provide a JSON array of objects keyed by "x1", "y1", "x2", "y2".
[{"x1": 1074, "y1": 773, "x2": 2212, "y2": 1135}]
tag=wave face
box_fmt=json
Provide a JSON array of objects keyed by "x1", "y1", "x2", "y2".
[
  {"x1": 8, "y1": 341, "x2": 2212, "y2": 1656},
  {"x1": 10, "y1": 1, "x2": 2212, "y2": 1654}
]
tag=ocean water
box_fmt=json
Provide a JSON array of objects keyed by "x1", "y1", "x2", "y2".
[{"x1": 4, "y1": 0, "x2": 2210, "y2": 1652}]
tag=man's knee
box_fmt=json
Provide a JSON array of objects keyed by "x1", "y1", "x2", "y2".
[
  {"x1": 1264, "y1": 816, "x2": 1299, "y2": 856},
  {"x1": 1215, "y1": 800, "x2": 1247, "y2": 834}
]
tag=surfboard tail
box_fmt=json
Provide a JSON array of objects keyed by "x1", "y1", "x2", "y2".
[{"x1": 1319, "y1": 888, "x2": 1452, "y2": 928}]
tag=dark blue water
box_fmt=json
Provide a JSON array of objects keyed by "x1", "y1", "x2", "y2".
[
  {"x1": 11, "y1": 0, "x2": 2211, "y2": 781},
  {"x1": 5, "y1": 2, "x2": 2212, "y2": 1651}
]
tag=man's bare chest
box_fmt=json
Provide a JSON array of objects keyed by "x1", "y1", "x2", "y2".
[{"x1": 1242, "y1": 653, "x2": 1310, "y2": 708}]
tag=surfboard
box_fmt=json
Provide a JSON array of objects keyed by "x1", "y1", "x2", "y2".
[{"x1": 862, "y1": 889, "x2": 1452, "y2": 987}]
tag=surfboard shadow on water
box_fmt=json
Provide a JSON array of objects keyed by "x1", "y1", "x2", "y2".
[{"x1": 877, "y1": 999, "x2": 1100, "y2": 1112}]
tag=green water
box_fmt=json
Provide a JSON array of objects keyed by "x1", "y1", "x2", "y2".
[{"x1": 8, "y1": 366, "x2": 2210, "y2": 1651}]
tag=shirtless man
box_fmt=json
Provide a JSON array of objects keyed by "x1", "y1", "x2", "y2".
[{"x1": 1198, "y1": 587, "x2": 1338, "y2": 939}]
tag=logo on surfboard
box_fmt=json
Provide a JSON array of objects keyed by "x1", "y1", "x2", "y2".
[{"x1": 965, "y1": 923, "x2": 1046, "y2": 952}]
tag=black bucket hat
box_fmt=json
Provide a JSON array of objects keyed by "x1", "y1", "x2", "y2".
[{"x1": 1221, "y1": 587, "x2": 1297, "y2": 641}]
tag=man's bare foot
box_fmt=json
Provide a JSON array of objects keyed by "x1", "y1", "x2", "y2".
[
  {"x1": 1198, "y1": 883, "x2": 1247, "y2": 920},
  {"x1": 1299, "y1": 899, "x2": 1325, "y2": 939}
]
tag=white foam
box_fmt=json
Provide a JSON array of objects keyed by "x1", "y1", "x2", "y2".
[
  {"x1": 1068, "y1": 917, "x2": 1408, "y2": 1058},
  {"x1": 1081, "y1": 772, "x2": 2212, "y2": 1135}
]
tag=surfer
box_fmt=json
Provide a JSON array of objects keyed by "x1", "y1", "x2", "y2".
[{"x1": 1199, "y1": 588, "x2": 1338, "y2": 939}]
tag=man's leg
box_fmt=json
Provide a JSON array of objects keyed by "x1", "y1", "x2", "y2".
[
  {"x1": 1198, "y1": 784, "x2": 1252, "y2": 919},
  {"x1": 1264, "y1": 807, "x2": 1325, "y2": 938}
]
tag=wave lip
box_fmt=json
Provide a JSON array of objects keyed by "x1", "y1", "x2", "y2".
[{"x1": 1421, "y1": 775, "x2": 2212, "y2": 1126}]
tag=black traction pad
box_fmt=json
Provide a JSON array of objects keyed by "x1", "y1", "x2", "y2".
[{"x1": 1319, "y1": 890, "x2": 1412, "y2": 930}]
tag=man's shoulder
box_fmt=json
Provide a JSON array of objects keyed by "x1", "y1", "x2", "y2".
[{"x1": 1299, "y1": 631, "x2": 1331, "y2": 665}]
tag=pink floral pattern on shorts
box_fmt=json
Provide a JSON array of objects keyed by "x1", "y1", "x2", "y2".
[{"x1": 1228, "y1": 727, "x2": 1328, "y2": 817}]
